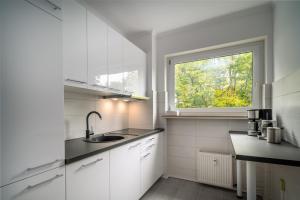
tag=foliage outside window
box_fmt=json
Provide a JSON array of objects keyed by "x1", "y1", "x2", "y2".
[{"x1": 175, "y1": 52, "x2": 253, "y2": 108}]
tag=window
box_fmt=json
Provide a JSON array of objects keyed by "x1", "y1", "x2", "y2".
[
  {"x1": 175, "y1": 52, "x2": 253, "y2": 108},
  {"x1": 167, "y1": 41, "x2": 264, "y2": 112}
]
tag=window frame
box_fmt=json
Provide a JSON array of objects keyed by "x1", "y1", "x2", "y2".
[{"x1": 167, "y1": 41, "x2": 265, "y2": 113}]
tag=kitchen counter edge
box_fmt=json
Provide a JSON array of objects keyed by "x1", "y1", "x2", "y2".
[{"x1": 65, "y1": 128, "x2": 164, "y2": 165}]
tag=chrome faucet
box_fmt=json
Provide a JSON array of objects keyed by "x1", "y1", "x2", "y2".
[{"x1": 86, "y1": 111, "x2": 102, "y2": 139}]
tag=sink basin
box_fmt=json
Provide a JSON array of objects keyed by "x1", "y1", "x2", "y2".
[{"x1": 84, "y1": 135, "x2": 125, "y2": 143}]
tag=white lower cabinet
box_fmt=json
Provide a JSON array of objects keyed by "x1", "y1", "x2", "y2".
[
  {"x1": 110, "y1": 141, "x2": 141, "y2": 200},
  {"x1": 1, "y1": 167, "x2": 65, "y2": 200},
  {"x1": 66, "y1": 152, "x2": 109, "y2": 200},
  {"x1": 141, "y1": 132, "x2": 164, "y2": 195},
  {"x1": 64, "y1": 132, "x2": 163, "y2": 200}
]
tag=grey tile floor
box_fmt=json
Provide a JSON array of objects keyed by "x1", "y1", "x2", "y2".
[{"x1": 140, "y1": 177, "x2": 247, "y2": 200}]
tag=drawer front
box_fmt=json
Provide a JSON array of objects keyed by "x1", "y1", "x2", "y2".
[
  {"x1": 2, "y1": 167, "x2": 65, "y2": 200},
  {"x1": 25, "y1": 0, "x2": 62, "y2": 19},
  {"x1": 141, "y1": 134, "x2": 159, "y2": 153}
]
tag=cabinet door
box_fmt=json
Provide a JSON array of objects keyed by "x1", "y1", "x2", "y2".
[
  {"x1": 153, "y1": 132, "x2": 164, "y2": 181},
  {"x1": 110, "y1": 141, "x2": 141, "y2": 200},
  {"x1": 62, "y1": 0, "x2": 87, "y2": 86},
  {"x1": 1, "y1": 0, "x2": 64, "y2": 186},
  {"x1": 124, "y1": 40, "x2": 147, "y2": 97},
  {"x1": 141, "y1": 135, "x2": 158, "y2": 194},
  {"x1": 87, "y1": 10, "x2": 108, "y2": 89},
  {"x1": 25, "y1": 0, "x2": 62, "y2": 19},
  {"x1": 136, "y1": 49, "x2": 147, "y2": 97},
  {"x1": 123, "y1": 39, "x2": 138, "y2": 95},
  {"x1": 107, "y1": 27, "x2": 123, "y2": 92},
  {"x1": 66, "y1": 152, "x2": 109, "y2": 200},
  {"x1": 2, "y1": 167, "x2": 65, "y2": 200}
]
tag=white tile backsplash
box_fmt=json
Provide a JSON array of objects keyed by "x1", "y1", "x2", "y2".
[{"x1": 64, "y1": 92, "x2": 129, "y2": 140}]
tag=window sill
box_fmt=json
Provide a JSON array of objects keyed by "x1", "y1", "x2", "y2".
[{"x1": 161, "y1": 111, "x2": 248, "y2": 120}]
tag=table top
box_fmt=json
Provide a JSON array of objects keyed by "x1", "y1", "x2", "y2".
[{"x1": 229, "y1": 132, "x2": 300, "y2": 167}]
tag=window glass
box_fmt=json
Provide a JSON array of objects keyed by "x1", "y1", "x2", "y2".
[{"x1": 175, "y1": 52, "x2": 253, "y2": 108}]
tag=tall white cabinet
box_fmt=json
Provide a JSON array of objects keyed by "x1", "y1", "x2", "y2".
[
  {"x1": 1, "y1": 0, "x2": 65, "y2": 198},
  {"x1": 2, "y1": 167, "x2": 65, "y2": 200},
  {"x1": 63, "y1": 0, "x2": 88, "y2": 86}
]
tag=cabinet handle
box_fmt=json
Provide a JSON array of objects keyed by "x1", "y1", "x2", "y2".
[
  {"x1": 146, "y1": 144, "x2": 155, "y2": 150},
  {"x1": 80, "y1": 158, "x2": 103, "y2": 169},
  {"x1": 45, "y1": 0, "x2": 61, "y2": 10},
  {"x1": 142, "y1": 153, "x2": 151, "y2": 159},
  {"x1": 26, "y1": 159, "x2": 63, "y2": 172},
  {"x1": 65, "y1": 79, "x2": 87, "y2": 84},
  {"x1": 25, "y1": 174, "x2": 63, "y2": 190},
  {"x1": 92, "y1": 84, "x2": 107, "y2": 88},
  {"x1": 146, "y1": 138, "x2": 155, "y2": 143},
  {"x1": 108, "y1": 87, "x2": 121, "y2": 92},
  {"x1": 128, "y1": 143, "x2": 140, "y2": 150}
]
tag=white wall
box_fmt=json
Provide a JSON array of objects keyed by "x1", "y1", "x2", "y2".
[
  {"x1": 166, "y1": 119, "x2": 266, "y2": 194},
  {"x1": 64, "y1": 92, "x2": 129, "y2": 140},
  {"x1": 156, "y1": 4, "x2": 273, "y2": 127},
  {"x1": 271, "y1": 2, "x2": 300, "y2": 200},
  {"x1": 155, "y1": 4, "x2": 273, "y2": 194}
]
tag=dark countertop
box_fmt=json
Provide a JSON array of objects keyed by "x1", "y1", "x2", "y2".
[
  {"x1": 229, "y1": 131, "x2": 300, "y2": 166},
  {"x1": 65, "y1": 128, "x2": 164, "y2": 164}
]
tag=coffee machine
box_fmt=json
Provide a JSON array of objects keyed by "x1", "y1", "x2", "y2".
[{"x1": 247, "y1": 109, "x2": 272, "y2": 136}]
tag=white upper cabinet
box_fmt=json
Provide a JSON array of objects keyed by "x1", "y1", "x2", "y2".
[
  {"x1": 123, "y1": 38, "x2": 147, "y2": 97},
  {"x1": 1, "y1": 0, "x2": 64, "y2": 186},
  {"x1": 87, "y1": 10, "x2": 108, "y2": 89},
  {"x1": 123, "y1": 39, "x2": 138, "y2": 95},
  {"x1": 108, "y1": 27, "x2": 124, "y2": 92},
  {"x1": 136, "y1": 49, "x2": 147, "y2": 97},
  {"x1": 62, "y1": 0, "x2": 87, "y2": 86},
  {"x1": 62, "y1": 0, "x2": 147, "y2": 96},
  {"x1": 110, "y1": 141, "x2": 141, "y2": 200},
  {"x1": 66, "y1": 152, "x2": 109, "y2": 200}
]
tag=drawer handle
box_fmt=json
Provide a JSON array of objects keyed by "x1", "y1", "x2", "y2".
[
  {"x1": 26, "y1": 159, "x2": 62, "y2": 172},
  {"x1": 45, "y1": 0, "x2": 61, "y2": 10},
  {"x1": 128, "y1": 143, "x2": 140, "y2": 150},
  {"x1": 80, "y1": 158, "x2": 103, "y2": 169},
  {"x1": 92, "y1": 84, "x2": 107, "y2": 88},
  {"x1": 146, "y1": 138, "x2": 155, "y2": 143},
  {"x1": 146, "y1": 144, "x2": 155, "y2": 150},
  {"x1": 108, "y1": 87, "x2": 121, "y2": 92},
  {"x1": 142, "y1": 153, "x2": 151, "y2": 159},
  {"x1": 26, "y1": 174, "x2": 63, "y2": 190},
  {"x1": 65, "y1": 79, "x2": 87, "y2": 84}
]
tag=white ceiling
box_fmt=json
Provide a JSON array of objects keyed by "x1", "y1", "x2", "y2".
[{"x1": 84, "y1": 0, "x2": 271, "y2": 35}]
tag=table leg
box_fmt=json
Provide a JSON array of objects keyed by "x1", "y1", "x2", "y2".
[
  {"x1": 246, "y1": 161, "x2": 256, "y2": 200},
  {"x1": 237, "y1": 160, "x2": 243, "y2": 198}
]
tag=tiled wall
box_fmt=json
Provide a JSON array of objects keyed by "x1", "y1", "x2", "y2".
[
  {"x1": 166, "y1": 119, "x2": 246, "y2": 180},
  {"x1": 166, "y1": 119, "x2": 266, "y2": 194},
  {"x1": 64, "y1": 92, "x2": 129, "y2": 140},
  {"x1": 270, "y1": 2, "x2": 300, "y2": 200}
]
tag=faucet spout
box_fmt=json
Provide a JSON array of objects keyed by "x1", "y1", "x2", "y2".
[{"x1": 86, "y1": 111, "x2": 102, "y2": 139}]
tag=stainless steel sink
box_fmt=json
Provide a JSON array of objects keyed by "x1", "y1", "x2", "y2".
[{"x1": 84, "y1": 135, "x2": 125, "y2": 143}]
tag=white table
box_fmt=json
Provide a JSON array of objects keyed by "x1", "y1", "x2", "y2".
[{"x1": 230, "y1": 132, "x2": 300, "y2": 200}]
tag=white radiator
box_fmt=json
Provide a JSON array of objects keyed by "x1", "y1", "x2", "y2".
[{"x1": 197, "y1": 151, "x2": 233, "y2": 189}]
